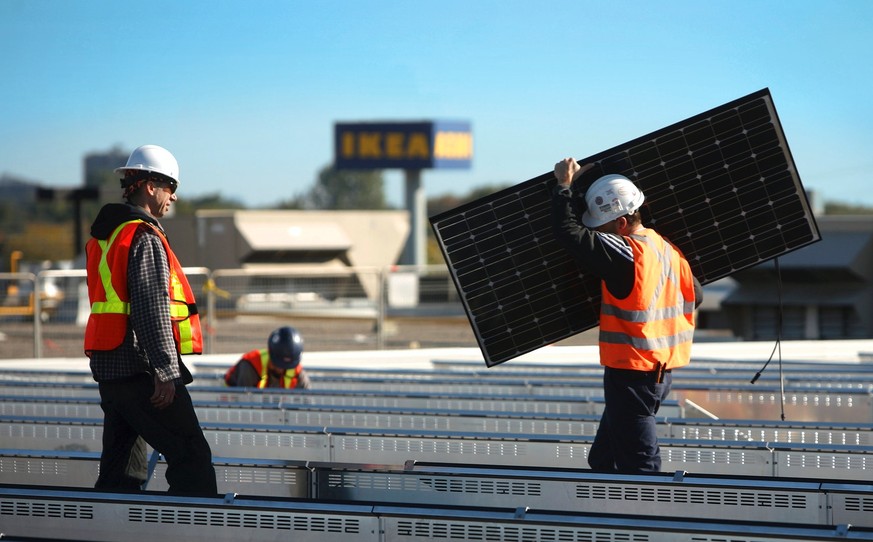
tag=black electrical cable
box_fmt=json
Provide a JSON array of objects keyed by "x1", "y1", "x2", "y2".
[{"x1": 749, "y1": 257, "x2": 786, "y2": 421}]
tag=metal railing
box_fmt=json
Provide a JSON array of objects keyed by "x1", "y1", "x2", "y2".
[{"x1": 0, "y1": 265, "x2": 468, "y2": 359}]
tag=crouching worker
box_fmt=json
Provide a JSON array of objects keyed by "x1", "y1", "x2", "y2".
[{"x1": 225, "y1": 326, "x2": 312, "y2": 389}]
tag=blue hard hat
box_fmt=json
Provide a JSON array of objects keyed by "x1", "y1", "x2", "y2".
[{"x1": 268, "y1": 326, "x2": 303, "y2": 370}]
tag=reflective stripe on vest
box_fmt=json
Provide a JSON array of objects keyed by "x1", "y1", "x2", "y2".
[
  {"x1": 600, "y1": 328, "x2": 696, "y2": 351},
  {"x1": 90, "y1": 220, "x2": 140, "y2": 316},
  {"x1": 255, "y1": 349, "x2": 301, "y2": 389},
  {"x1": 84, "y1": 219, "x2": 202, "y2": 355},
  {"x1": 598, "y1": 229, "x2": 695, "y2": 371},
  {"x1": 143, "y1": 222, "x2": 202, "y2": 355},
  {"x1": 257, "y1": 349, "x2": 271, "y2": 389},
  {"x1": 600, "y1": 234, "x2": 696, "y2": 327},
  {"x1": 169, "y1": 270, "x2": 197, "y2": 354}
]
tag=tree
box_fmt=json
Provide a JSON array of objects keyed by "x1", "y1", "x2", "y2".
[
  {"x1": 6, "y1": 222, "x2": 76, "y2": 261},
  {"x1": 427, "y1": 184, "x2": 511, "y2": 217},
  {"x1": 172, "y1": 193, "x2": 247, "y2": 215},
  {"x1": 823, "y1": 202, "x2": 873, "y2": 215},
  {"x1": 306, "y1": 165, "x2": 389, "y2": 210},
  {"x1": 274, "y1": 195, "x2": 306, "y2": 210}
]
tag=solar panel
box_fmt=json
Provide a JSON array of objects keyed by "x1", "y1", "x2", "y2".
[{"x1": 430, "y1": 88, "x2": 820, "y2": 367}]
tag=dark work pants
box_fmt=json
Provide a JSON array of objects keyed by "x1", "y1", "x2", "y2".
[
  {"x1": 588, "y1": 367, "x2": 672, "y2": 473},
  {"x1": 96, "y1": 373, "x2": 217, "y2": 496}
]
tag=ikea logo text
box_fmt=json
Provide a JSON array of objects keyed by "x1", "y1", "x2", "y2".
[
  {"x1": 341, "y1": 131, "x2": 431, "y2": 160},
  {"x1": 334, "y1": 121, "x2": 472, "y2": 170}
]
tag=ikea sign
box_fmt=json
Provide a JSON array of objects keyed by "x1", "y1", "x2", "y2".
[{"x1": 334, "y1": 121, "x2": 472, "y2": 170}]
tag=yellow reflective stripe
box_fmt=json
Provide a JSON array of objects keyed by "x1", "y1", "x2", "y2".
[
  {"x1": 255, "y1": 349, "x2": 299, "y2": 389},
  {"x1": 92, "y1": 220, "x2": 142, "y2": 316},
  {"x1": 91, "y1": 300, "x2": 130, "y2": 314},
  {"x1": 167, "y1": 264, "x2": 196, "y2": 353},
  {"x1": 170, "y1": 303, "x2": 190, "y2": 318},
  {"x1": 177, "y1": 319, "x2": 194, "y2": 354},
  {"x1": 170, "y1": 270, "x2": 185, "y2": 301},
  {"x1": 258, "y1": 349, "x2": 270, "y2": 388}
]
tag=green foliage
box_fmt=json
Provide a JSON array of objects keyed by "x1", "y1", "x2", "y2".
[
  {"x1": 173, "y1": 193, "x2": 247, "y2": 215},
  {"x1": 5, "y1": 223, "x2": 76, "y2": 262},
  {"x1": 0, "y1": 198, "x2": 69, "y2": 232},
  {"x1": 823, "y1": 202, "x2": 873, "y2": 215},
  {"x1": 427, "y1": 184, "x2": 511, "y2": 217},
  {"x1": 304, "y1": 165, "x2": 389, "y2": 210},
  {"x1": 273, "y1": 196, "x2": 306, "y2": 210}
]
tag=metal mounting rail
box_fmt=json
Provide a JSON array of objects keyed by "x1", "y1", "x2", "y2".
[
  {"x1": 8, "y1": 359, "x2": 873, "y2": 382},
  {"x1": 5, "y1": 365, "x2": 873, "y2": 390},
  {"x1": 1, "y1": 485, "x2": 871, "y2": 542},
  {"x1": 430, "y1": 358, "x2": 873, "y2": 372},
  {"x1": 2, "y1": 451, "x2": 871, "y2": 528},
  {"x1": 0, "y1": 381, "x2": 682, "y2": 418},
  {"x1": 1, "y1": 394, "x2": 871, "y2": 444},
  {"x1": 191, "y1": 374, "x2": 873, "y2": 394},
  {"x1": 2, "y1": 416, "x2": 871, "y2": 480}
]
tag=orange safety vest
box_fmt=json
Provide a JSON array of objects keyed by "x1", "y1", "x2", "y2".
[
  {"x1": 84, "y1": 219, "x2": 202, "y2": 356},
  {"x1": 225, "y1": 349, "x2": 303, "y2": 389},
  {"x1": 598, "y1": 228, "x2": 696, "y2": 372}
]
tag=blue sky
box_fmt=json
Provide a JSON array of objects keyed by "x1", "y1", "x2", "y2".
[{"x1": 1, "y1": 0, "x2": 871, "y2": 209}]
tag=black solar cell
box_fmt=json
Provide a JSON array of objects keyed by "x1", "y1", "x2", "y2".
[{"x1": 430, "y1": 88, "x2": 820, "y2": 366}]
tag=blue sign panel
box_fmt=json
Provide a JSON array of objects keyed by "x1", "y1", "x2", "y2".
[{"x1": 334, "y1": 121, "x2": 472, "y2": 170}]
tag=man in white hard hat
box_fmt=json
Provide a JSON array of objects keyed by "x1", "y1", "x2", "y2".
[
  {"x1": 551, "y1": 158, "x2": 702, "y2": 473},
  {"x1": 84, "y1": 145, "x2": 216, "y2": 495}
]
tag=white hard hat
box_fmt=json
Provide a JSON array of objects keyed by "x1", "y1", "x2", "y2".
[
  {"x1": 581, "y1": 174, "x2": 645, "y2": 228},
  {"x1": 115, "y1": 144, "x2": 179, "y2": 185}
]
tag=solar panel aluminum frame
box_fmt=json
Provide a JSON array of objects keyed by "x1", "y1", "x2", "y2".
[{"x1": 430, "y1": 88, "x2": 820, "y2": 366}]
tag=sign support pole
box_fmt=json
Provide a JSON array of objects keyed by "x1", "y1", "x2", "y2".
[{"x1": 401, "y1": 168, "x2": 426, "y2": 267}]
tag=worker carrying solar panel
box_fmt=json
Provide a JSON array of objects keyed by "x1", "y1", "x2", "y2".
[
  {"x1": 224, "y1": 326, "x2": 312, "y2": 389},
  {"x1": 551, "y1": 158, "x2": 703, "y2": 473}
]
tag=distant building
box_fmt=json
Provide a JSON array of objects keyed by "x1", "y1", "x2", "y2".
[
  {"x1": 161, "y1": 209, "x2": 410, "y2": 310},
  {"x1": 0, "y1": 174, "x2": 38, "y2": 205},
  {"x1": 696, "y1": 277, "x2": 737, "y2": 331},
  {"x1": 163, "y1": 209, "x2": 409, "y2": 270},
  {"x1": 723, "y1": 215, "x2": 873, "y2": 340},
  {"x1": 83, "y1": 146, "x2": 128, "y2": 188}
]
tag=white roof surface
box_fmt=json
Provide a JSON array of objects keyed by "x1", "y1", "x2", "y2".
[{"x1": 3, "y1": 339, "x2": 872, "y2": 373}]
